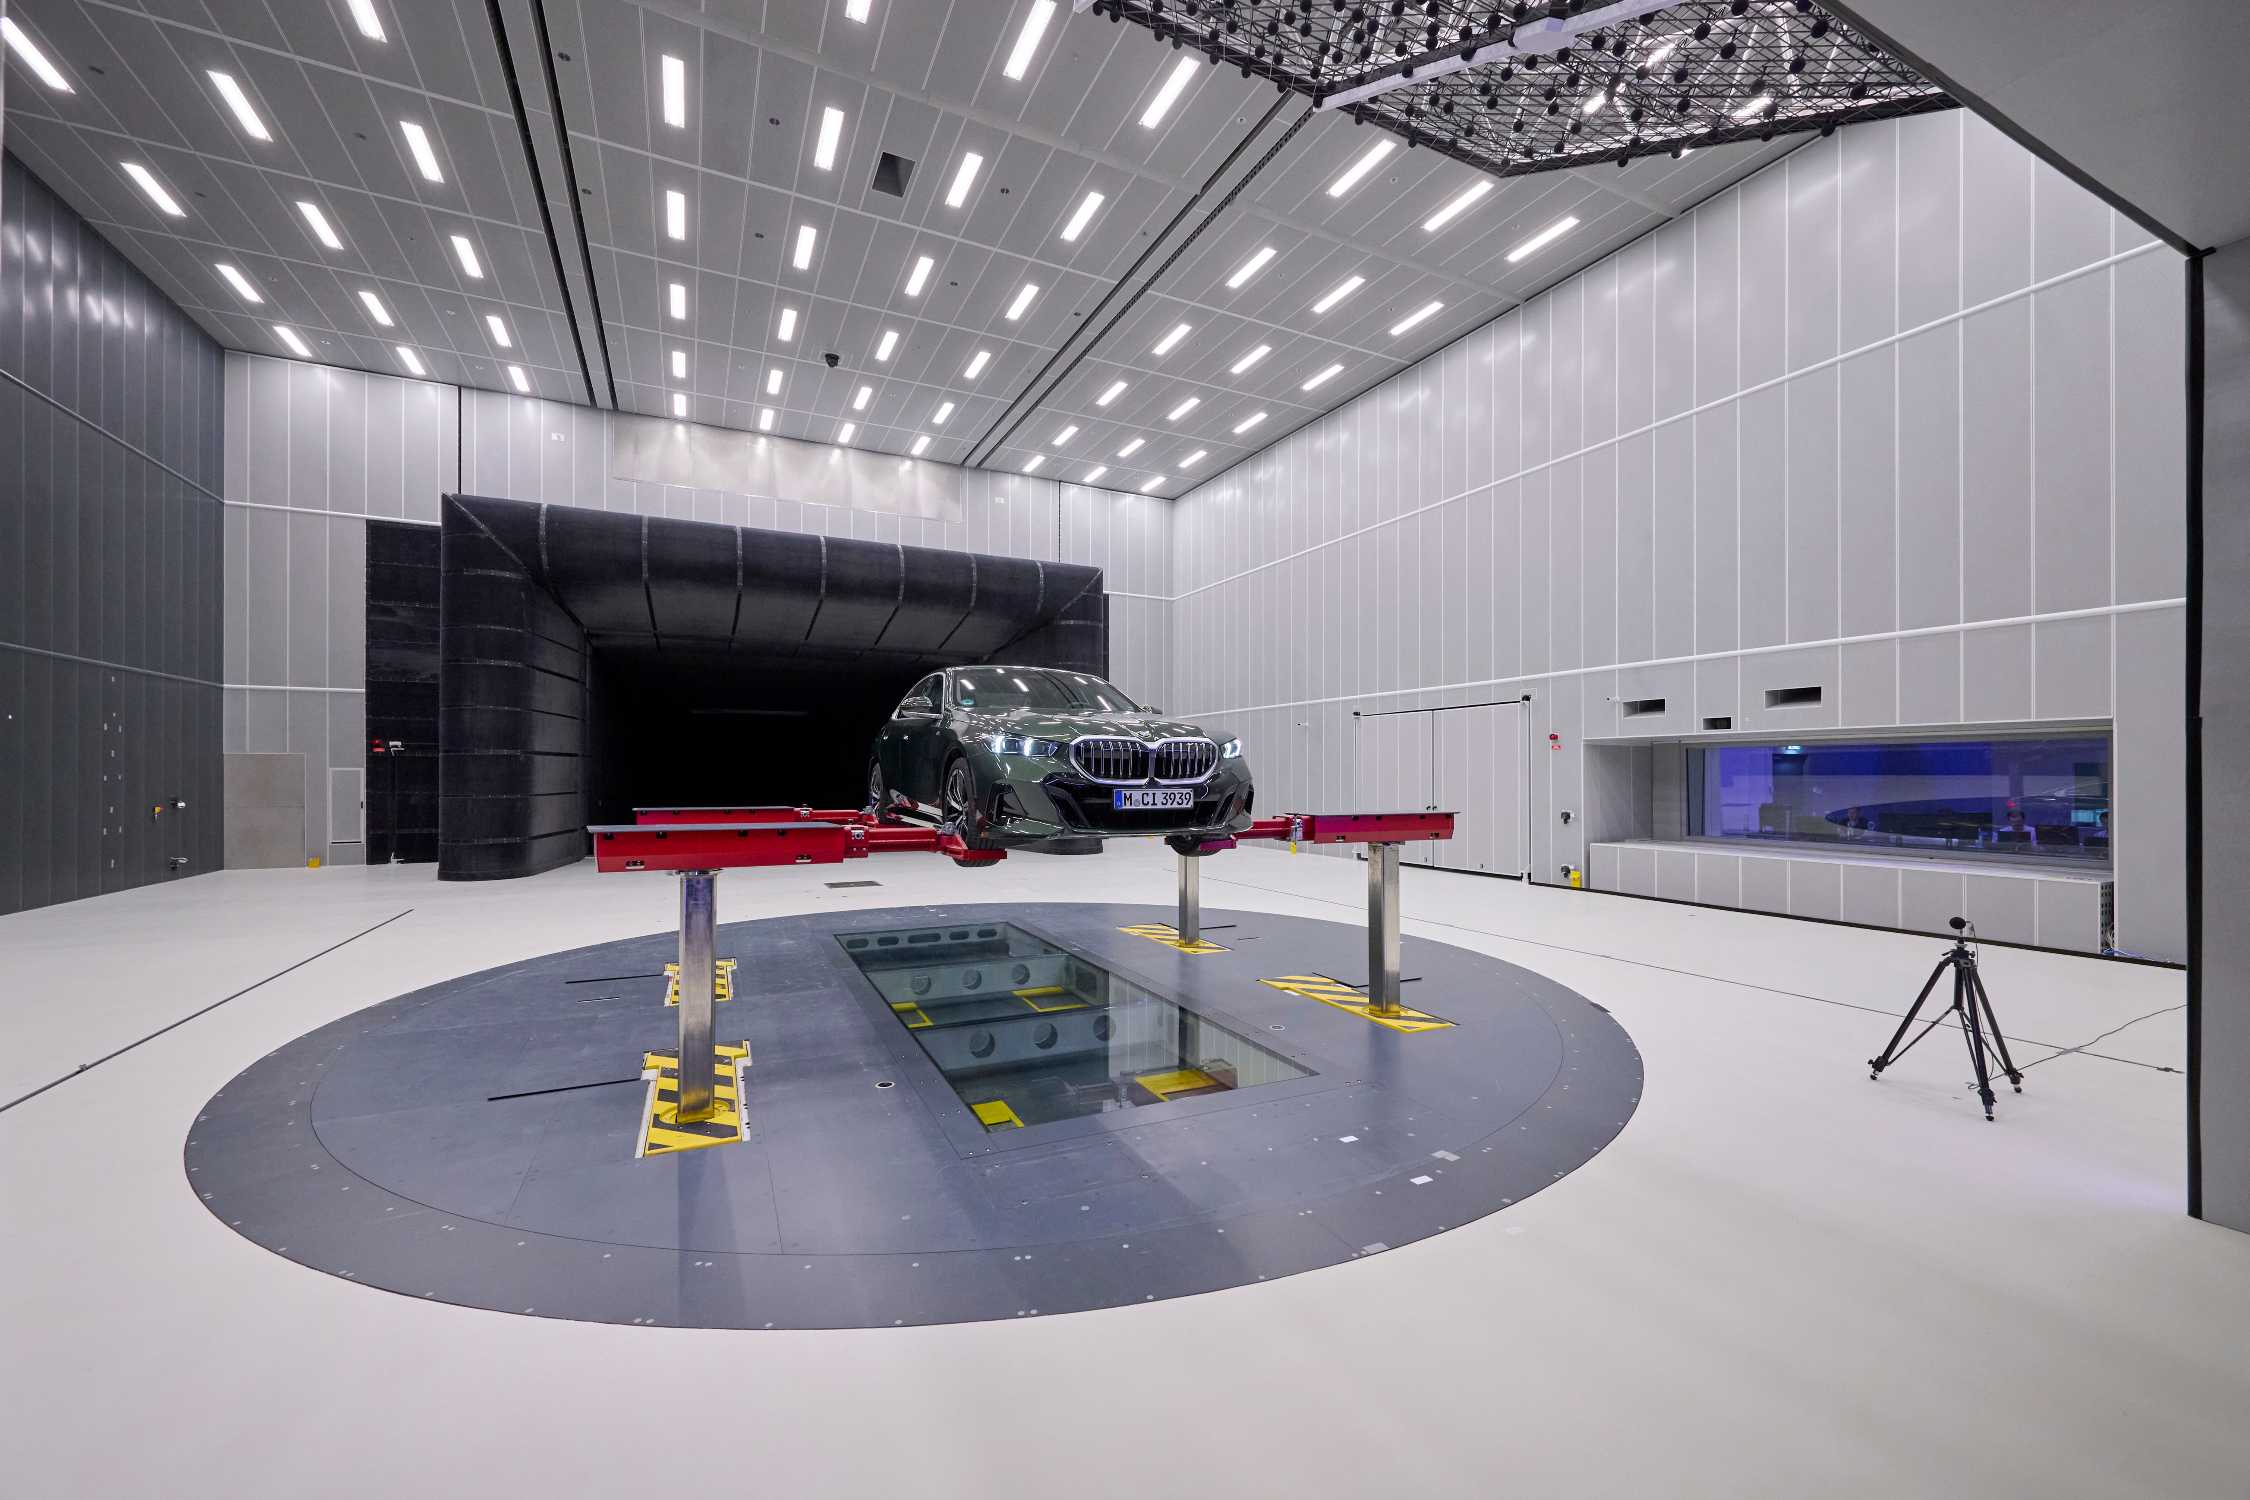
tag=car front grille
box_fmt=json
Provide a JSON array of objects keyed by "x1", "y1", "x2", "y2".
[
  {"x1": 1153, "y1": 739, "x2": 1218, "y2": 783},
  {"x1": 1070, "y1": 737, "x2": 1149, "y2": 784}
]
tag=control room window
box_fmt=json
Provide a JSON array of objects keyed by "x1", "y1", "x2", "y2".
[{"x1": 1686, "y1": 735, "x2": 2112, "y2": 865}]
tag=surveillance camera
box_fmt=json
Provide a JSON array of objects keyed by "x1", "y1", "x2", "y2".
[{"x1": 822, "y1": 351, "x2": 841, "y2": 369}]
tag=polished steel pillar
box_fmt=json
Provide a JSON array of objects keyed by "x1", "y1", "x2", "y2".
[
  {"x1": 676, "y1": 870, "x2": 718, "y2": 1120},
  {"x1": 1366, "y1": 843, "x2": 1402, "y2": 1016},
  {"x1": 1176, "y1": 852, "x2": 1201, "y2": 946}
]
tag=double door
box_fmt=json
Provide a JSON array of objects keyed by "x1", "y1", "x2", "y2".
[{"x1": 1356, "y1": 702, "x2": 1528, "y2": 877}]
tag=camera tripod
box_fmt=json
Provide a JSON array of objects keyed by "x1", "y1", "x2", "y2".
[{"x1": 1868, "y1": 917, "x2": 2023, "y2": 1120}]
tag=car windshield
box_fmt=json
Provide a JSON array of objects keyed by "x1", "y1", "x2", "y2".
[{"x1": 952, "y1": 669, "x2": 1141, "y2": 713}]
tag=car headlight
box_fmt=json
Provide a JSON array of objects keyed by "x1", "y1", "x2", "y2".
[
  {"x1": 1221, "y1": 737, "x2": 1243, "y2": 759},
  {"x1": 988, "y1": 733, "x2": 1063, "y2": 757}
]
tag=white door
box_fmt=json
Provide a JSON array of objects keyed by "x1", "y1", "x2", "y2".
[
  {"x1": 329, "y1": 767, "x2": 365, "y2": 848},
  {"x1": 1359, "y1": 710, "x2": 1437, "y2": 867},
  {"x1": 1433, "y1": 702, "x2": 1530, "y2": 877}
]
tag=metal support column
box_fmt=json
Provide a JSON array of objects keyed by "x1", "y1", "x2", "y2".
[
  {"x1": 676, "y1": 870, "x2": 718, "y2": 1121},
  {"x1": 1366, "y1": 843, "x2": 1403, "y2": 1016},
  {"x1": 1176, "y1": 853, "x2": 1202, "y2": 946}
]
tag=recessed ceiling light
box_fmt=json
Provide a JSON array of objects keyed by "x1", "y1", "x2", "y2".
[
  {"x1": 1139, "y1": 476, "x2": 1166, "y2": 494},
  {"x1": 933, "y1": 401, "x2": 955, "y2": 424},
  {"x1": 1084, "y1": 465, "x2": 1109, "y2": 484},
  {"x1": 838, "y1": 421, "x2": 858, "y2": 444},
  {"x1": 215, "y1": 263, "x2": 262, "y2": 304},
  {"x1": 1229, "y1": 344, "x2": 1271, "y2": 376},
  {"x1": 451, "y1": 234, "x2": 484, "y2": 279},
  {"x1": 1231, "y1": 411, "x2": 1267, "y2": 436},
  {"x1": 760, "y1": 408, "x2": 777, "y2": 432},
  {"x1": 1097, "y1": 380, "x2": 1128, "y2": 407},
  {"x1": 1225, "y1": 246, "x2": 1277, "y2": 290},
  {"x1": 399, "y1": 121, "x2": 444, "y2": 183},
  {"x1": 1059, "y1": 190, "x2": 1105, "y2": 243},
  {"x1": 1505, "y1": 215, "x2": 1580, "y2": 263},
  {"x1": 1389, "y1": 300, "x2": 1444, "y2": 336},
  {"x1": 964, "y1": 349, "x2": 992, "y2": 379},
  {"x1": 345, "y1": 0, "x2": 388, "y2": 43},
  {"x1": 1023, "y1": 454, "x2": 1045, "y2": 473},
  {"x1": 1422, "y1": 179, "x2": 1493, "y2": 233},
  {"x1": 1178, "y1": 449, "x2": 1207, "y2": 469},
  {"x1": 1140, "y1": 55, "x2": 1198, "y2": 129},
  {"x1": 1152, "y1": 322, "x2": 1192, "y2": 357},
  {"x1": 2, "y1": 18, "x2": 74, "y2": 91},
  {"x1": 814, "y1": 107, "x2": 846, "y2": 171},
  {"x1": 1326, "y1": 138, "x2": 1394, "y2": 197},
  {"x1": 1002, "y1": 0, "x2": 1056, "y2": 81},
  {"x1": 668, "y1": 281, "x2": 688, "y2": 319},
  {"x1": 904, "y1": 254, "x2": 934, "y2": 296},
  {"x1": 507, "y1": 364, "x2": 530, "y2": 393},
  {"x1": 853, "y1": 385, "x2": 873, "y2": 411},
  {"x1": 845, "y1": 0, "x2": 872, "y2": 20},
  {"x1": 793, "y1": 224, "x2": 817, "y2": 270},
  {"x1": 945, "y1": 151, "x2": 984, "y2": 208},
  {"x1": 911, "y1": 433, "x2": 931, "y2": 456},
  {"x1": 272, "y1": 324, "x2": 310, "y2": 358},
  {"x1": 777, "y1": 306, "x2": 798, "y2": 341},
  {"x1": 671, "y1": 393, "x2": 688, "y2": 418},
  {"x1": 660, "y1": 54, "x2": 687, "y2": 129},
  {"x1": 874, "y1": 329, "x2": 899, "y2": 361},
  {"x1": 485, "y1": 314, "x2": 512, "y2": 349},
  {"x1": 1005, "y1": 283, "x2": 1039, "y2": 321},
  {"x1": 296, "y1": 199, "x2": 343, "y2": 248},
  {"x1": 1052, "y1": 425, "x2": 1078, "y2": 447},
  {"x1": 395, "y1": 346, "x2": 425, "y2": 377},
  {"x1": 766, "y1": 367, "x2": 784, "y2": 396},
  {"x1": 1166, "y1": 397, "x2": 1200, "y2": 422},
  {"x1": 664, "y1": 189, "x2": 688, "y2": 240},
  {"x1": 671, "y1": 349, "x2": 688, "y2": 379},
  {"x1": 1117, "y1": 437, "x2": 1144, "y2": 458},
  {"x1": 1311, "y1": 275, "x2": 1365, "y2": 315},
  {"x1": 1732, "y1": 93, "x2": 1775, "y2": 121},
  {"x1": 357, "y1": 289, "x2": 394, "y2": 327},
  {"x1": 122, "y1": 163, "x2": 186, "y2": 219},
  {"x1": 1302, "y1": 362, "x2": 1344, "y2": 391},
  {"x1": 207, "y1": 71, "x2": 271, "y2": 142}
]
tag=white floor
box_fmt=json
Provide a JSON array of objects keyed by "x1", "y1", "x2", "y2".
[{"x1": 1, "y1": 843, "x2": 2241, "y2": 1498}]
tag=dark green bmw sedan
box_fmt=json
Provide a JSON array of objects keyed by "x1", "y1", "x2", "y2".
[{"x1": 868, "y1": 665, "x2": 1254, "y2": 854}]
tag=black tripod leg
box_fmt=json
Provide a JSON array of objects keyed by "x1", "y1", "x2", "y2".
[
  {"x1": 1967, "y1": 966, "x2": 2024, "y2": 1090},
  {"x1": 1872, "y1": 957, "x2": 1953, "y2": 1078},
  {"x1": 1954, "y1": 967, "x2": 1998, "y2": 1119}
]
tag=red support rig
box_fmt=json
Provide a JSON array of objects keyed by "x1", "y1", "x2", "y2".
[
  {"x1": 1188, "y1": 809, "x2": 1456, "y2": 853},
  {"x1": 594, "y1": 806, "x2": 1004, "y2": 873}
]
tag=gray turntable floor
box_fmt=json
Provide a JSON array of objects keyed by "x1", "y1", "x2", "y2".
[{"x1": 1, "y1": 841, "x2": 2238, "y2": 1499}]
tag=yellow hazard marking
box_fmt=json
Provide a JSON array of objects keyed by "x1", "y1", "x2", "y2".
[
  {"x1": 971, "y1": 1099, "x2": 1024, "y2": 1130},
  {"x1": 638, "y1": 1042, "x2": 750, "y2": 1156},
  {"x1": 665, "y1": 958, "x2": 737, "y2": 1006},
  {"x1": 1118, "y1": 922, "x2": 1229, "y2": 955},
  {"x1": 1133, "y1": 1067, "x2": 1223, "y2": 1101},
  {"x1": 1259, "y1": 975, "x2": 1456, "y2": 1034},
  {"x1": 1015, "y1": 986, "x2": 1088, "y2": 1013},
  {"x1": 889, "y1": 1000, "x2": 934, "y2": 1029}
]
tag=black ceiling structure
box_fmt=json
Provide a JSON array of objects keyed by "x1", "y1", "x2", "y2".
[{"x1": 1087, "y1": 0, "x2": 1951, "y2": 177}]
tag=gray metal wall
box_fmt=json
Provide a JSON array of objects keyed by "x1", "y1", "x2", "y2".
[
  {"x1": 222, "y1": 356, "x2": 1174, "y2": 863},
  {"x1": 1166, "y1": 111, "x2": 2189, "y2": 962},
  {"x1": 1, "y1": 150, "x2": 225, "y2": 914}
]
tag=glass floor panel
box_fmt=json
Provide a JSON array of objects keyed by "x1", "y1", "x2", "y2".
[{"x1": 838, "y1": 921, "x2": 1312, "y2": 1130}]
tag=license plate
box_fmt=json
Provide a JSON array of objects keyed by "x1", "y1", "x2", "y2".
[{"x1": 1113, "y1": 788, "x2": 1193, "y2": 811}]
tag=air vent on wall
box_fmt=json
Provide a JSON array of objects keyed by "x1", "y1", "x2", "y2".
[
  {"x1": 872, "y1": 152, "x2": 915, "y2": 198},
  {"x1": 1765, "y1": 686, "x2": 1824, "y2": 709},
  {"x1": 1703, "y1": 716, "x2": 1733, "y2": 731},
  {"x1": 1621, "y1": 698, "x2": 1666, "y2": 718}
]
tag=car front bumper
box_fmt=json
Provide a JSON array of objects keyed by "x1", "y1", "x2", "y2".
[{"x1": 969, "y1": 755, "x2": 1255, "y2": 850}]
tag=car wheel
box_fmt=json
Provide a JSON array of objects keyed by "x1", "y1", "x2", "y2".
[
  {"x1": 941, "y1": 755, "x2": 976, "y2": 821},
  {"x1": 867, "y1": 759, "x2": 890, "y2": 816}
]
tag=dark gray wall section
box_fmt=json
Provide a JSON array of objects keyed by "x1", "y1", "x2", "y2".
[
  {"x1": 0, "y1": 152, "x2": 223, "y2": 915},
  {"x1": 2197, "y1": 239, "x2": 2250, "y2": 1233},
  {"x1": 366, "y1": 519, "x2": 439, "y2": 864}
]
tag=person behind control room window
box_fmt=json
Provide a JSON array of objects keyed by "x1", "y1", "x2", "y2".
[
  {"x1": 1838, "y1": 806, "x2": 1871, "y2": 840},
  {"x1": 1991, "y1": 805, "x2": 2036, "y2": 848}
]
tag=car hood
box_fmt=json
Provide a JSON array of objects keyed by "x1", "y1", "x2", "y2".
[{"x1": 964, "y1": 707, "x2": 1219, "y2": 743}]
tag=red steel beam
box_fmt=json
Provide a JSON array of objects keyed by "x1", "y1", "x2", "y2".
[{"x1": 592, "y1": 820, "x2": 1000, "y2": 873}]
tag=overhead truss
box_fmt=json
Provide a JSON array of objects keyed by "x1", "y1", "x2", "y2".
[{"x1": 1082, "y1": 0, "x2": 1953, "y2": 178}]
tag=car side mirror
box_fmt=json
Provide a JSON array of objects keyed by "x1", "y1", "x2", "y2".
[
  {"x1": 900, "y1": 696, "x2": 935, "y2": 716},
  {"x1": 1144, "y1": 705, "x2": 1162, "y2": 715}
]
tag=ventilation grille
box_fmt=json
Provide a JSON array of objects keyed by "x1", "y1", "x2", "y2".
[{"x1": 1765, "y1": 685, "x2": 1824, "y2": 709}]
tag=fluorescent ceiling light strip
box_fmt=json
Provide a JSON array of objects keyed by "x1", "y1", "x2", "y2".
[
  {"x1": 1117, "y1": 437, "x2": 1144, "y2": 458},
  {"x1": 1178, "y1": 449, "x2": 1207, "y2": 469},
  {"x1": 1051, "y1": 425, "x2": 1077, "y2": 446},
  {"x1": 1229, "y1": 344, "x2": 1270, "y2": 376},
  {"x1": 1231, "y1": 411, "x2": 1266, "y2": 435},
  {"x1": 1388, "y1": 300, "x2": 1443, "y2": 336},
  {"x1": 963, "y1": 350, "x2": 991, "y2": 379},
  {"x1": 794, "y1": 224, "x2": 817, "y2": 270},
  {"x1": 297, "y1": 200, "x2": 342, "y2": 248},
  {"x1": 910, "y1": 434, "x2": 930, "y2": 456},
  {"x1": 1084, "y1": 464, "x2": 1108, "y2": 482},
  {"x1": 672, "y1": 393, "x2": 688, "y2": 417},
  {"x1": 507, "y1": 365, "x2": 530, "y2": 393},
  {"x1": 777, "y1": 306, "x2": 798, "y2": 341},
  {"x1": 1644, "y1": 39, "x2": 1678, "y2": 68},
  {"x1": 660, "y1": 54, "x2": 687, "y2": 129},
  {"x1": 1732, "y1": 93, "x2": 1775, "y2": 121},
  {"x1": 933, "y1": 401, "x2": 955, "y2": 424},
  {"x1": 1302, "y1": 362, "x2": 1344, "y2": 391},
  {"x1": 1140, "y1": 477, "x2": 1165, "y2": 493},
  {"x1": 1422, "y1": 179, "x2": 1493, "y2": 232},
  {"x1": 766, "y1": 368, "x2": 784, "y2": 395},
  {"x1": 1005, "y1": 283, "x2": 1039, "y2": 320},
  {"x1": 874, "y1": 329, "x2": 899, "y2": 361},
  {"x1": 1225, "y1": 246, "x2": 1276, "y2": 289},
  {"x1": 1326, "y1": 138, "x2": 1394, "y2": 197},
  {"x1": 671, "y1": 349, "x2": 688, "y2": 379},
  {"x1": 207, "y1": 72, "x2": 270, "y2": 142},
  {"x1": 1583, "y1": 90, "x2": 1607, "y2": 116},
  {"x1": 838, "y1": 421, "x2": 858, "y2": 443},
  {"x1": 665, "y1": 189, "x2": 687, "y2": 240},
  {"x1": 485, "y1": 314, "x2": 512, "y2": 349},
  {"x1": 853, "y1": 385, "x2": 873, "y2": 411},
  {"x1": 761, "y1": 409, "x2": 777, "y2": 432},
  {"x1": 357, "y1": 289, "x2": 393, "y2": 327},
  {"x1": 1003, "y1": 0, "x2": 1056, "y2": 81},
  {"x1": 346, "y1": 0, "x2": 387, "y2": 43},
  {"x1": 395, "y1": 346, "x2": 424, "y2": 377},
  {"x1": 1097, "y1": 380, "x2": 1127, "y2": 407},
  {"x1": 215, "y1": 263, "x2": 262, "y2": 304},
  {"x1": 1023, "y1": 454, "x2": 1044, "y2": 472},
  {"x1": 1140, "y1": 55, "x2": 1197, "y2": 129},
  {"x1": 814, "y1": 107, "x2": 846, "y2": 170},
  {"x1": 2, "y1": 18, "x2": 74, "y2": 91},
  {"x1": 273, "y1": 325, "x2": 310, "y2": 358},
  {"x1": 845, "y1": 0, "x2": 871, "y2": 21},
  {"x1": 123, "y1": 163, "x2": 186, "y2": 218},
  {"x1": 1166, "y1": 397, "x2": 1199, "y2": 422},
  {"x1": 451, "y1": 235, "x2": 484, "y2": 279},
  {"x1": 904, "y1": 254, "x2": 934, "y2": 296},
  {"x1": 1312, "y1": 275, "x2": 1364, "y2": 314},
  {"x1": 945, "y1": 152, "x2": 984, "y2": 208},
  {"x1": 668, "y1": 281, "x2": 687, "y2": 319},
  {"x1": 1151, "y1": 322, "x2": 1191, "y2": 357},
  {"x1": 1060, "y1": 191, "x2": 1104, "y2": 242},
  {"x1": 400, "y1": 121, "x2": 443, "y2": 183},
  {"x1": 1505, "y1": 215, "x2": 1579, "y2": 264}
]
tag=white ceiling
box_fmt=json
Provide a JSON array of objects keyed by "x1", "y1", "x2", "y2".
[{"x1": 2, "y1": 0, "x2": 1831, "y2": 496}]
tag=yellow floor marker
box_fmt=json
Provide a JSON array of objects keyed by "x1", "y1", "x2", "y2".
[
  {"x1": 1015, "y1": 986, "x2": 1089, "y2": 1013},
  {"x1": 665, "y1": 957, "x2": 736, "y2": 1006},
  {"x1": 1131, "y1": 1067, "x2": 1224, "y2": 1101},
  {"x1": 1259, "y1": 975, "x2": 1455, "y2": 1034},
  {"x1": 971, "y1": 1099, "x2": 1024, "y2": 1130},
  {"x1": 1118, "y1": 922, "x2": 1229, "y2": 955},
  {"x1": 637, "y1": 1042, "x2": 750, "y2": 1156},
  {"x1": 889, "y1": 999, "x2": 934, "y2": 1029}
]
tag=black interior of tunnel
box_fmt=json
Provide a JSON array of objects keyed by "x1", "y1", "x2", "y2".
[{"x1": 433, "y1": 494, "x2": 1109, "y2": 880}]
